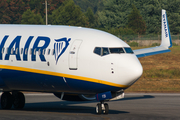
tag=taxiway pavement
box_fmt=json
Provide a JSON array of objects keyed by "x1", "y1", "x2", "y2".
[{"x1": 0, "y1": 93, "x2": 180, "y2": 120}]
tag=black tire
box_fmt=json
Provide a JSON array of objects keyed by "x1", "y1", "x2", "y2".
[
  {"x1": 12, "y1": 92, "x2": 25, "y2": 109},
  {"x1": 96, "y1": 103, "x2": 102, "y2": 114},
  {"x1": 1, "y1": 92, "x2": 13, "y2": 109},
  {"x1": 104, "y1": 103, "x2": 109, "y2": 114}
]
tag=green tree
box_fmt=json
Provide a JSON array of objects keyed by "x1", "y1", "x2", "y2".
[
  {"x1": 74, "y1": 0, "x2": 104, "y2": 13},
  {"x1": 22, "y1": 0, "x2": 64, "y2": 23},
  {"x1": 23, "y1": 0, "x2": 43, "y2": 15},
  {"x1": 50, "y1": 0, "x2": 88, "y2": 27},
  {"x1": 0, "y1": 0, "x2": 179, "y2": 35},
  {"x1": 21, "y1": 9, "x2": 44, "y2": 24},
  {"x1": 134, "y1": 0, "x2": 162, "y2": 34},
  {"x1": 97, "y1": 0, "x2": 132, "y2": 29},
  {"x1": 168, "y1": 13, "x2": 180, "y2": 34},
  {"x1": 8, "y1": 0, "x2": 28, "y2": 24},
  {"x1": 0, "y1": 0, "x2": 11, "y2": 24},
  {"x1": 85, "y1": 7, "x2": 95, "y2": 27},
  {"x1": 165, "y1": 0, "x2": 180, "y2": 13},
  {"x1": 127, "y1": 4, "x2": 146, "y2": 35},
  {"x1": 164, "y1": 0, "x2": 180, "y2": 34}
]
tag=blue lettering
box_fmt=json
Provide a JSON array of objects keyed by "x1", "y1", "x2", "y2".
[
  {"x1": 163, "y1": 15, "x2": 168, "y2": 38},
  {"x1": 0, "y1": 36, "x2": 8, "y2": 60},
  {"x1": 23, "y1": 36, "x2": 34, "y2": 61},
  {"x1": 164, "y1": 22, "x2": 167, "y2": 29},
  {"x1": 32, "y1": 36, "x2": 50, "y2": 62},
  {"x1": 5, "y1": 36, "x2": 21, "y2": 61},
  {"x1": 1, "y1": 35, "x2": 51, "y2": 62}
]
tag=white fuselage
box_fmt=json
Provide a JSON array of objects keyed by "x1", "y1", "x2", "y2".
[{"x1": 0, "y1": 25, "x2": 143, "y2": 94}]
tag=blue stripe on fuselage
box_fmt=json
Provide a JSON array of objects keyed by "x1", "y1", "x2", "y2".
[{"x1": 0, "y1": 69, "x2": 122, "y2": 93}]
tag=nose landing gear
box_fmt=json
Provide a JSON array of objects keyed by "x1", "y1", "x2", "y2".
[{"x1": 96, "y1": 101, "x2": 109, "y2": 114}]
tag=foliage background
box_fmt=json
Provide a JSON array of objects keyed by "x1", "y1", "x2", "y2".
[{"x1": 0, "y1": 0, "x2": 180, "y2": 36}]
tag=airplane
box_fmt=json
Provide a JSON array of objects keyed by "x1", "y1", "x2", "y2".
[{"x1": 0, "y1": 9, "x2": 171, "y2": 114}]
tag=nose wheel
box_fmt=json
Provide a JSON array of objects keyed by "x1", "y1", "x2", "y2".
[{"x1": 96, "y1": 101, "x2": 109, "y2": 114}]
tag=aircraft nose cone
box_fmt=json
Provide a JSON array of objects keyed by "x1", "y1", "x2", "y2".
[
  {"x1": 117, "y1": 55, "x2": 143, "y2": 86},
  {"x1": 127, "y1": 62, "x2": 143, "y2": 85}
]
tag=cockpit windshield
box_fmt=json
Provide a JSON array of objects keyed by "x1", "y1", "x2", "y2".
[
  {"x1": 102, "y1": 48, "x2": 109, "y2": 56},
  {"x1": 124, "y1": 47, "x2": 134, "y2": 53},
  {"x1": 94, "y1": 47, "x2": 133, "y2": 56},
  {"x1": 109, "y1": 48, "x2": 124, "y2": 54}
]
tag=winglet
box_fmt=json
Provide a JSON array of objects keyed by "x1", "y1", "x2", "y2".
[
  {"x1": 133, "y1": 9, "x2": 172, "y2": 58},
  {"x1": 161, "y1": 9, "x2": 172, "y2": 48}
]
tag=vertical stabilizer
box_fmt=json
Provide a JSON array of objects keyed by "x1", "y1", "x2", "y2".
[{"x1": 161, "y1": 9, "x2": 172, "y2": 48}]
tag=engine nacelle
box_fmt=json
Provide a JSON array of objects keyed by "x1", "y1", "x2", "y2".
[
  {"x1": 54, "y1": 90, "x2": 124, "y2": 101},
  {"x1": 53, "y1": 92, "x2": 96, "y2": 101}
]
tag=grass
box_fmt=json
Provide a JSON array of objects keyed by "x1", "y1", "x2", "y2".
[{"x1": 126, "y1": 46, "x2": 180, "y2": 92}]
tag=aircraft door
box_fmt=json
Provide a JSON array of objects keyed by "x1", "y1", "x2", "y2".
[{"x1": 69, "y1": 40, "x2": 82, "y2": 70}]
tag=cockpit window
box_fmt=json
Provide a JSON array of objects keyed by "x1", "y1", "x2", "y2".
[
  {"x1": 124, "y1": 47, "x2": 134, "y2": 54},
  {"x1": 94, "y1": 47, "x2": 133, "y2": 56},
  {"x1": 109, "y1": 48, "x2": 125, "y2": 54},
  {"x1": 94, "y1": 47, "x2": 101, "y2": 56},
  {"x1": 102, "y1": 48, "x2": 109, "y2": 56},
  {"x1": 94, "y1": 47, "x2": 109, "y2": 56}
]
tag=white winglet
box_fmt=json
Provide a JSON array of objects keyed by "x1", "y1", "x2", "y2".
[
  {"x1": 133, "y1": 9, "x2": 172, "y2": 58},
  {"x1": 160, "y1": 9, "x2": 172, "y2": 48}
]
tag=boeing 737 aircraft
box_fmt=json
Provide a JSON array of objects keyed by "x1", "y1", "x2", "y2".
[{"x1": 0, "y1": 9, "x2": 172, "y2": 114}]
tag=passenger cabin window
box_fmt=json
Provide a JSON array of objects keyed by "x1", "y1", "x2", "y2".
[
  {"x1": 43, "y1": 49, "x2": 46, "y2": 55},
  {"x1": 109, "y1": 48, "x2": 124, "y2": 54},
  {"x1": 25, "y1": 48, "x2": 28, "y2": 55},
  {"x1": 1, "y1": 48, "x2": 4, "y2": 54},
  {"x1": 15, "y1": 48, "x2": 18, "y2": 54},
  {"x1": 21, "y1": 48, "x2": 23, "y2": 54},
  {"x1": 11, "y1": 48, "x2": 14, "y2": 54},
  {"x1": 38, "y1": 49, "x2": 41, "y2": 55},
  {"x1": 52, "y1": 49, "x2": 55, "y2": 55},
  {"x1": 124, "y1": 47, "x2": 134, "y2": 54},
  {"x1": 33, "y1": 48, "x2": 36, "y2": 55},
  {"x1": 30, "y1": 49, "x2": 32, "y2": 55},
  {"x1": 47, "y1": 49, "x2": 50, "y2": 55},
  {"x1": 6, "y1": 48, "x2": 8, "y2": 54}
]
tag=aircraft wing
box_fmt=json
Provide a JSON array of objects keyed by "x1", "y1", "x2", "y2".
[{"x1": 133, "y1": 9, "x2": 172, "y2": 58}]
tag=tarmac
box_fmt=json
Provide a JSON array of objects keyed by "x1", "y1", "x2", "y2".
[{"x1": 0, "y1": 93, "x2": 180, "y2": 120}]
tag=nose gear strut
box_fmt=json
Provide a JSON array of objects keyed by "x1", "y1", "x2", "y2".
[{"x1": 96, "y1": 101, "x2": 109, "y2": 114}]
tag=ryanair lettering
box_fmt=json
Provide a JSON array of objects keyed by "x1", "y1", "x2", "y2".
[
  {"x1": 0, "y1": 35, "x2": 50, "y2": 62},
  {"x1": 163, "y1": 14, "x2": 168, "y2": 38}
]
